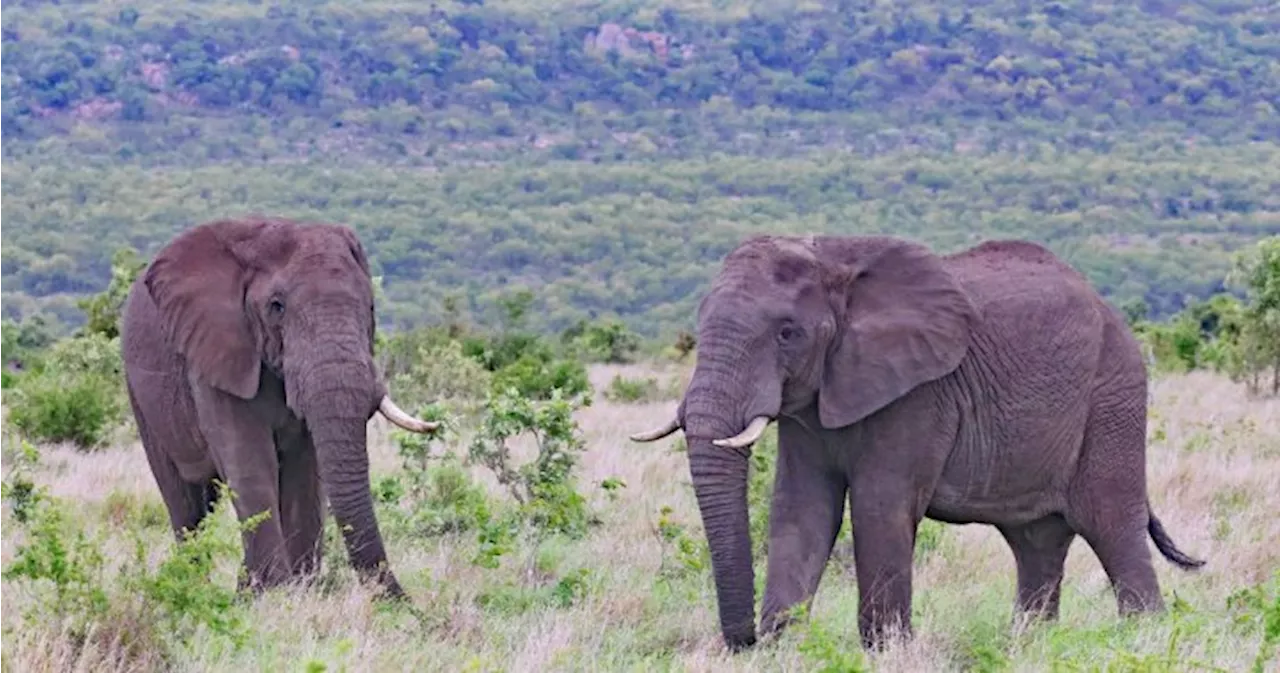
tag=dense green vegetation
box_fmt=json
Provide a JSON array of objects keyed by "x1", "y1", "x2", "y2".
[
  {"x1": 6, "y1": 0, "x2": 1279, "y2": 146},
  {"x1": 3, "y1": 0, "x2": 1279, "y2": 337},
  {"x1": 2, "y1": 232, "x2": 1279, "y2": 671}
]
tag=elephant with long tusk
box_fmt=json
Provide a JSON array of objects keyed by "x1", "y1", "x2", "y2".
[
  {"x1": 121, "y1": 216, "x2": 437, "y2": 598},
  {"x1": 631, "y1": 234, "x2": 1204, "y2": 653}
]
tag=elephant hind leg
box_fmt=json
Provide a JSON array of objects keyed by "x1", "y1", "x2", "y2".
[
  {"x1": 998, "y1": 514, "x2": 1075, "y2": 623},
  {"x1": 146, "y1": 449, "x2": 217, "y2": 539},
  {"x1": 129, "y1": 382, "x2": 217, "y2": 537},
  {"x1": 1066, "y1": 393, "x2": 1165, "y2": 616}
]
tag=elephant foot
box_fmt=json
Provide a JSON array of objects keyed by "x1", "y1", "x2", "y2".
[
  {"x1": 720, "y1": 618, "x2": 758, "y2": 653},
  {"x1": 858, "y1": 619, "x2": 913, "y2": 653},
  {"x1": 236, "y1": 565, "x2": 293, "y2": 596},
  {"x1": 360, "y1": 565, "x2": 406, "y2": 601},
  {"x1": 755, "y1": 615, "x2": 792, "y2": 647},
  {"x1": 723, "y1": 632, "x2": 757, "y2": 653},
  {"x1": 377, "y1": 579, "x2": 407, "y2": 601}
]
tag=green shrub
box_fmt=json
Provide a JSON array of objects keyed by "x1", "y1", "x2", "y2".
[
  {"x1": 460, "y1": 386, "x2": 599, "y2": 569},
  {"x1": 2, "y1": 486, "x2": 112, "y2": 640},
  {"x1": 7, "y1": 367, "x2": 123, "y2": 449},
  {"x1": 41, "y1": 331, "x2": 125, "y2": 379},
  {"x1": 561, "y1": 318, "x2": 641, "y2": 364},
  {"x1": 603, "y1": 373, "x2": 683, "y2": 403},
  {"x1": 387, "y1": 337, "x2": 493, "y2": 412},
  {"x1": 3, "y1": 467, "x2": 257, "y2": 666},
  {"x1": 380, "y1": 411, "x2": 494, "y2": 539},
  {"x1": 748, "y1": 426, "x2": 779, "y2": 559},
  {"x1": 490, "y1": 353, "x2": 590, "y2": 401},
  {"x1": 376, "y1": 325, "x2": 459, "y2": 381},
  {"x1": 653, "y1": 505, "x2": 710, "y2": 579},
  {"x1": 122, "y1": 484, "x2": 262, "y2": 651},
  {"x1": 6, "y1": 333, "x2": 127, "y2": 449},
  {"x1": 76, "y1": 248, "x2": 147, "y2": 340}
]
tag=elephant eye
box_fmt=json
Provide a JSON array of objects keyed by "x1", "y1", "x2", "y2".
[
  {"x1": 268, "y1": 298, "x2": 286, "y2": 316},
  {"x1": 778, "y1": 324, "x2": 800, "y2": 343}
]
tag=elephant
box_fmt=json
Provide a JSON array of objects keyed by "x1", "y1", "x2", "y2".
[
  {"x1": 630, "y1": 234, "x2": 1205, "y2": 652},
  {"x1": 120, "y1": 216, "x2": 438, "y2": 598}
]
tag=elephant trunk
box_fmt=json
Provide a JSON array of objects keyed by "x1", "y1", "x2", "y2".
[
  {"x1": 682, "y1": 356, "x2": 760, "y2": 650},
  {"x1": 296, "y1": 354, "x2": 403, "y2": 597}
]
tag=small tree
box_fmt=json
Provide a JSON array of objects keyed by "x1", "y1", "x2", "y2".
[
  {"x1": 77, "y1": 248, "x2": 147, "y2": 339},
  {"x1": 1227, "y1": 237, "x2": 1280, "y2": 395}
]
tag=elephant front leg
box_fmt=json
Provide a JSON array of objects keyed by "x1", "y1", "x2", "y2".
[
  {"x1": 193, "y1": 386, "x2": 291, "y2": 591},
  {"x1": 759, "y1": 419, "x2": 848, "y2": 638},
  {"x1": 277, "y1": 426, "x2": 324, "y2": 579},
  {"x1": 222, "y1": 455, "x2": 291, "y2": 592},
  {"x1": 849, "y1": 478, "x2": 919, "y2": 651}
]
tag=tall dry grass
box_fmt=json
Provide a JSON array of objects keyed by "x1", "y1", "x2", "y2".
[{"x1": 3, "y1": 367, "x2": 1277, "y2": 672}]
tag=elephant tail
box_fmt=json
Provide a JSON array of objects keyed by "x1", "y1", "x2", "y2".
[{"x1": 1148, "y1": 509, "x2": 1206, "y2": 570}]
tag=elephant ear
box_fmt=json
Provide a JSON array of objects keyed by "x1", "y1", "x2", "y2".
[
  {"x1": 817, "y1": 238, "x2": 977, "y2": 429},
  {"x1": 332, "y1": 225, "x2": 377, "y2": 350},
  {"x1": 144, "y1": 220, "x2": 267, "y2": 399},
  {"x1": 336, "y1": 225, "x2": 373, "y2": 277}
]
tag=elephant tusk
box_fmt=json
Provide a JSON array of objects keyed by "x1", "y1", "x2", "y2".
[
  {"x1": 712, "y1": 416, "x2": 771, "y2": 448},
  {"x1": 629, "y1": 417, "x2": 682, "y2": 442},
  {"x1": 378, "y1": 395, "x2": 440, "y2": 433}
]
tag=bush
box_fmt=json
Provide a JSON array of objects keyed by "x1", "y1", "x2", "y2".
[
  {"x1": 76, "y1": 248, "x2": 146, "y2": 340},
  {"x1": 3, "y1": 463, "x2": 257, "y2": 667},
  {"x1": 490, "y1": 353, "x2": 590, "y2": 401},
  {"x1": 6, "y1": 333, "x2": 128, "y2": 449},
  {"x1": 379, "y1": 410, "x2": 494, "y2": 539},
  {"x1": 387, "y1": 337, "x2": 494, "y2": 413},
  {"x1": 603, "y1": 373, "x2": 683, "y2": 403},
  {"x1": 468, "y1": 387, "x2": 595, "y2": 538},
  {"x1": 6, "y1": 372, "x2": 122, "y2": 449},
  {"x1": 561, "y1": 318, "x2": 641, "y2": 364}
]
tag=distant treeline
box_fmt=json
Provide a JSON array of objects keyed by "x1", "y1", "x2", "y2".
[{"x1": 2, "y1": 0, "x2": 1278, "y2": 337}]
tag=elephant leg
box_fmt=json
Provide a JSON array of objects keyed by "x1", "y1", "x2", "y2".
[
  {"x1": 147, "y1": 453, "x2": 215, "y2": 537},
  {"x1": 277, "y1": 425, "x2": 324, "y2": 578},
  {"x1": 128, "y1": 381, "x2": 216, "y2": 536},
  {"x1": 191, "y1": 385, "x2": 291, "y2": 592},
  {"x1": 758, "y1": 421, "x2": 847, "y2": 636},
  {"x1": 998, "y1": 514, "x2": 1076, "y2": 622},
  {"x1": 1067, "y1": 398, "x2": 1164, "y2": 616},
  {"x1": 849, "y1": 477, "x2": 919, "y2": 651}
]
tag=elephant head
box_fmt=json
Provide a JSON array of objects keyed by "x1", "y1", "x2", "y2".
[
  {"x1": 143, "y1": 216, "x2": 436, "y2": 587},
  {"x1": 631, "y1": 235, "x2": 977, "y2": 649}
]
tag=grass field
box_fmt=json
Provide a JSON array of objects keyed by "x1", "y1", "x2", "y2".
[{"x1": 3, "y1": 365, "x2": 1278, "y2": 672}]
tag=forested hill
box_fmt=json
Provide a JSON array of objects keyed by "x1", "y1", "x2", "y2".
[{"x1": 3, "y1": 0, "x2": 1279, "y2": 337}]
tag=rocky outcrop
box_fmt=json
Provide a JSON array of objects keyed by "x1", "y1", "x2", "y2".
[{"x1": 584, "y1": 23, "x2": 692, "y2": 61}]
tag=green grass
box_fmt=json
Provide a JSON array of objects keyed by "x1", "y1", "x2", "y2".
[{"x1": 4, "y1": 365, "x2": 1278, "y2": 672}]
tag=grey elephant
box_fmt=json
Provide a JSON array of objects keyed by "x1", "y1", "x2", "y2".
[
  {"x1": 630, "y1": 235, "x2": 1205, "y2": 651},
  {"x1": 121, "y1": 216, "x2": 437, "y2": 597}
]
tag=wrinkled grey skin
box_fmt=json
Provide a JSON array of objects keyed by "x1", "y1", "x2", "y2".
[
  {"x1": 121, "y1": 217, "x2": 436, "y2": 597},
  {"x1": 631, "y1": 235, "x2": 1205, "y2": 651}
]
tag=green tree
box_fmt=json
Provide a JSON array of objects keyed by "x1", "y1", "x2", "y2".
[
  {"x1": 76, "y1": 248, "x2": 147, "y2": 340},
  {"x1": 1227, "y1": 237, "x2": 1280, "y2": 395}
]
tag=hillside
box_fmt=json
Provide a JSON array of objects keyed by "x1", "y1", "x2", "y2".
[{"x1": 3, "y1": 0, "x2": 1279, "y2": 335}]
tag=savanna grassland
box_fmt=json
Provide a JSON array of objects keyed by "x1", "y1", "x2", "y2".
[
  {"x1": 3, "y1": 361, "x2": 1279, "y2": 672},
  {"x1": 4, "y1": 0, "x2": 1280, "y2": 670}
]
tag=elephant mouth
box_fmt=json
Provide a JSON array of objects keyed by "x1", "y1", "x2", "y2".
[{"x1": 630, "y1": 414, "x2": 773, "y2": 448}]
